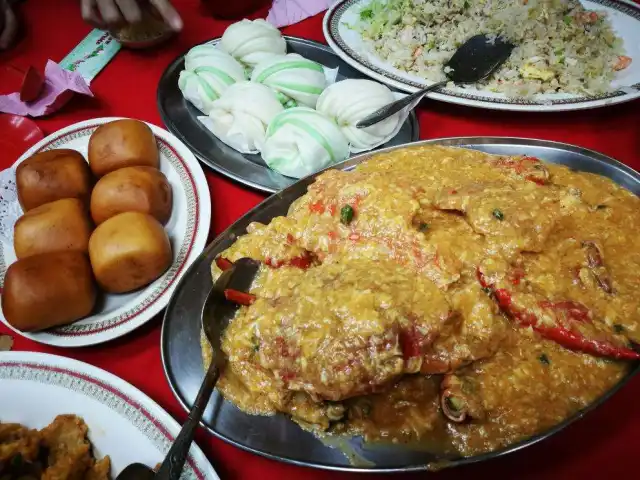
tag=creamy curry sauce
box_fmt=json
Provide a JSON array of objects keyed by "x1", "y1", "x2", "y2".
[{"x1": 202, "y1": 146, "x2": 639, "y2": 457}]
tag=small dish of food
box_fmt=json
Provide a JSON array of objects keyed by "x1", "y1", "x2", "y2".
[
  {"x1": 0, "y1": 351, "x2": 218, "y2": 479},
  {"x1": 109, "y1": 2, "x2": 175, "y2": 49},
  {"x1": 162, "y1": 137, "x2": 640, "y2": 471},
  {"x1": 0, "y1": 117, "x2": 211, "y2": 347}
]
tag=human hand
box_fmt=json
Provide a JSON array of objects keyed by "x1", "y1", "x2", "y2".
[
  {"x1": 0, "y1": 0, "x2": 19, "y2": 50},
  {"x1": 81, "y1": 0, "x2": 183, "y2": 31}
]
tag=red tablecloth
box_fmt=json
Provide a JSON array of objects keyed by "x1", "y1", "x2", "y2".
[{"x1": 1, "y1": 1, "x2": 639, "y2": 478}]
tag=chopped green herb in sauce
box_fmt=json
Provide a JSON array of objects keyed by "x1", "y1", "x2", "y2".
[
  {"x1": 445, "y1": 396, "x2": 464, "y2": 413},
  {"x1": 11, "y1": 453, "x2": 23, "y2": 467},
  {"x1": 492, "y1": 208, "x2": 505, "y2": 220},
  {"x1": 340, "y1": 205, "x2": 355, "y2": 225},
  {"x1": 251, "y1": 333, "x2": 260, "y2": 353},
  {"x1": 418, "y1": 222, "x2": 429, "y2": 232},
  {"x1": 614, "y1": 324, "x2": 625, "y2": 334},
  {"x1": 596, "y1": 204, "x2": 608, "y2": 210},
  {"x1": 538, "y1": 353, "x2": 550, "y2": 365},
  {"x1": 563, "y1": 15, "x2": 572, "y2": 25}
]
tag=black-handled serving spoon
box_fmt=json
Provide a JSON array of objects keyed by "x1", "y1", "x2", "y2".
[
  {"x1": 116, "y1": 258, "x2": 261, "y2": 480},
  {"x1": 356, "y1": 34, "x2": 515, "y2": 129}
]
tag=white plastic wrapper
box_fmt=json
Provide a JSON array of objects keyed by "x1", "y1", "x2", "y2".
[
  {"x1": 262, "y1": 107, "x2": 349, "y2": 178},
  {"x1": 317, "y1": 79, "x2": 416, "y2": 153},
  {"x1": 251, "y1": 53, "x2": 328, "y2": 108},
  {"x1": 198, "y1": 82, "x2": 284, "y2": 153},
  {"x1": 219, "y1": 19, "x2": 286, "y2": 67}
]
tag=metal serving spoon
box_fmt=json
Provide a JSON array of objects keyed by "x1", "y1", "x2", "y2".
[
  {"x1": 356, "y1": 34, "x2": 515, "y2": 129},
  {"x1": 116, "y1": 258, "x2": 261, "y2": 480}
]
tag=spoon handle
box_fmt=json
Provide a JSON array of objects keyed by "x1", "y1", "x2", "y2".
[
  {"x1": 356, "y1": 80, "x2": 447, "y2": 129},
  {"x1": 155, "y1": 361, "x2": 221, "y2": 480}
]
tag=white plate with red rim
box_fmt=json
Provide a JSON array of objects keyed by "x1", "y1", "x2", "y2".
[
  {"x1": 0, "y1": 351, "x2": 219, "y2": 479},
  {"x1": 324, "y1": 0, "x2": 640, "y2": 112},
  {"x1": 0, "y1": 117, "x2": 211, "y2": 347}
]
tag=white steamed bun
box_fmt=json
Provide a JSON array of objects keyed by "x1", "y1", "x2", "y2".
[
  {"x1": 316, "y1": 79, "x2": 402, "y2": 151},
  {"x1": 251, "y1": 53, "x2": 327, "y2": 108},
  {"x1": 219, "y1": 19, "x2": 286, "y2": 67},
  {"x1": 262, "y1": 107, "x2": 349, "y2": 178},
  {"x1": 200, "y1": 81, "x2": 284, "y2": 153}
]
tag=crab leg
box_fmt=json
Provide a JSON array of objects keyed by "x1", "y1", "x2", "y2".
[
  {"x1": 489, "y1": 155, "x2": 550, "y2": 185},
  {"x1": 440, "y1": 374, "x2": 485, "y2": 423},
  {"x1": 580, "y1": 241, "x2": 614, "y2": 294}
]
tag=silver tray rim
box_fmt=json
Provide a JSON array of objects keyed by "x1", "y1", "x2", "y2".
[{"x1": 161, "y1": 136, "x2": 640, "y2": 472}]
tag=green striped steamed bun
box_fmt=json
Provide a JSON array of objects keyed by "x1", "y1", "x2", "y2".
[
  {"x1": 251, "y1": 53, "x2": 327, "y2": 108},
  {"x1": 179, "y1": 45, "x2": 246, "y2": 114},
  {"x1": 262, "y1": 107, "x2": 349, "y2": 178}
]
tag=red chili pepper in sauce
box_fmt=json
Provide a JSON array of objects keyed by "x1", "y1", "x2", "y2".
[
  {"x1": 266, "y1": 252, "x2": 313, "y2": 270},
  {"x1": 224, "y1": 289, "x2": 256, "y2": 306},
  {"x1": 309, "y1": 201, "x2": 325, "y2": 214},
  {"x1": 288, "y1": 256, "x2": 312, "y2": 269},
  {"x1": 215, "y1": 257, "x2": 233, "y2": 271},
  {"x1": 539, "y1": 301, "x2": 591, "y2": 323},
  {"x1": 265, "y1": 257, "x2": 284, "y2": 268},
  {"x1": 533, "y1": 323, "x2": 639, "y2": 361},
  {"x1": 525, "y1": 175, "x2": 547, "y2": 186},
  {"x1": 477, "y1": 268, "x2": 640, "y2": 361},
  {"x1": 328, "y1": 204, "x2": 337, "y2": 216}
]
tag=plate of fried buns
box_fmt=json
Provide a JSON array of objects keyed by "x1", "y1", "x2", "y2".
[{"x1": 0, "y1": 117, "x2": 211, "y2": 347}]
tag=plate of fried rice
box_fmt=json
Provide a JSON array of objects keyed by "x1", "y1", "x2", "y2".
[{"x1": 323, "y1": 0, "x2": 640, "y2": 111}]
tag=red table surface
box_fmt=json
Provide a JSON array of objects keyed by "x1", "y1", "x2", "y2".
[{"x1": 1, "y1": 1, "x2": 639, "y2": 479}]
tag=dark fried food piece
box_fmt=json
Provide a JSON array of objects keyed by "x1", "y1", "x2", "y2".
[
  {"x1": 84, "y1": 456, "x2": 111, "y2": 480},
  {"x1": 24, "y1": 415, "x2": 110, "y2": 480},
  {"x1": 1, "y1": 416, "x2": 111, "y2": 480},
  {"x1": 41, "y1": 415, "x2": 92, "y2": 480},
  {"x1": 0, "y1": 423, "x2": 41, "y2": 465}
]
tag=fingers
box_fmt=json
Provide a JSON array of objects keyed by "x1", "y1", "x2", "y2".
[
  {"x1": 81, "y1": 0, "x2": 106, "y2": 29},
  {"x1": 150, "y1": 0, "x2": 182, "y2": 31},
  {"x1": 115, "y1": 0, "x2": 141, "y2": 24},
  {"x1": 95, "y1": 0, "x2": 123, "y2": 26},
  {"x1": 0, "y1": 1, "x2": 19, "y2": 50},
  {"x1": 80, "y1": 0, "x2": 182, "y2": 32}
]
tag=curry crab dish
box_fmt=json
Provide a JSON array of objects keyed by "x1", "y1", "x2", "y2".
[{"x1": 203, "y1": 145, "x2": 640, "y2": 457}]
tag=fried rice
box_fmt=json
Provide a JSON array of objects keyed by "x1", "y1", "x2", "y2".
[{"x1": 356, "y1": 0, "x2": 631, "y2": 97}]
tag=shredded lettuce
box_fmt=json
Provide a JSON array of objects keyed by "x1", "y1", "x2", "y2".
[{"x1": 357, "y1": 0, "x2": 412, "y2": 38}]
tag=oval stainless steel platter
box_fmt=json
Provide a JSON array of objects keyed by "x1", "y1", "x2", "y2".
[
  {"x1": 161, "y1": 137, "x2": 640, "y2": 472},
  {"x1": 157, "y1": 36, "x2": 420, "y2": 193}
]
